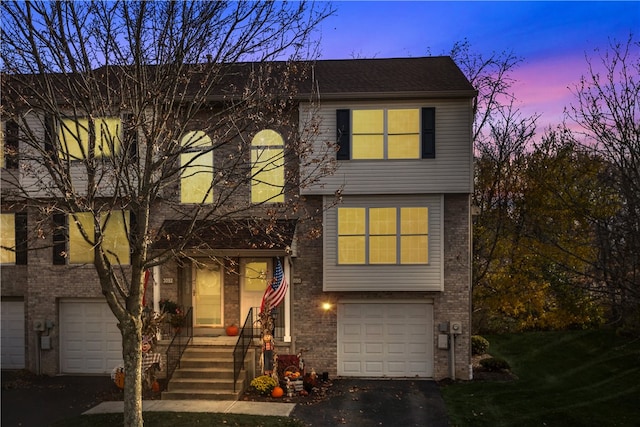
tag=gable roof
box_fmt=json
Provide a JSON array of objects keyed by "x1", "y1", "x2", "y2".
[{"x1": 308, "y1": 56, "x2": 476, "y2": 99}]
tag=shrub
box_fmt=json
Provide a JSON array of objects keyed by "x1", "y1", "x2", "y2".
[
  {"x1": 472, "y1": 335, "x2": 490, "y2": 355},
  {"x1": 479, "y1": 357, "x2": 510, "y2": 371},
  {"x1": 250, "y1": 375, "x2": 278, "y2": 395}
]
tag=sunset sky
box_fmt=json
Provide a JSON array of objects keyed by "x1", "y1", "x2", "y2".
[{"x1": 319, "y1": 1, "x2": 639, "y2": 132}]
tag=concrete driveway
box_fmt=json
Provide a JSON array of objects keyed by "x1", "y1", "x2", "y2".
[{"x1": 291, "y1": 379, "x2": 449, "y2": 427}]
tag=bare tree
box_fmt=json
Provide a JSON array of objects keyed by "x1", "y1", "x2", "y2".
[
  {"x1": 1, "y1": 1, "x2": 335, "y2": 426},
  {"x1": 567, "y1": 35, "x2": 640, "y2": 330}
]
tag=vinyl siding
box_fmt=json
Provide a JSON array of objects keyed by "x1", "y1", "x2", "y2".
[
  {"x1": 323, "y1": 194, "x2": 443, "y2": 292},
  {"x1": 300, "y1": 99, "x2": 473, "y2": 195}
]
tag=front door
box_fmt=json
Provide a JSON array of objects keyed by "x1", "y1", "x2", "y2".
[
  {"x1": 193, "y1": 262, "x2": 222, "y2": 327},
  {"x1": 240, "y1": 258, "x2": 272, "y2": 323}
]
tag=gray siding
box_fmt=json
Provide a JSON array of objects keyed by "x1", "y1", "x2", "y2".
[
  {"x1": 323, "y1": 194, "x2": 443, "y2": 292},
  {"x1": 300, "y1": 100, "x2": 473, "y2": 196}
]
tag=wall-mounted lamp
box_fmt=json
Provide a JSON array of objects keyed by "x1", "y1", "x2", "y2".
[{"x1": 321, "y1": 302, "x2": 332, "y2": 311}]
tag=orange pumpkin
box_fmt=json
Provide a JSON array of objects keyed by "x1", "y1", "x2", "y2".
[
  {"x1": 271, "y1": 386, "x2": 284, "y2": 398},
  {"x1": 152, "y1": 381, "x2": 161, "y2": 392},
  {"x1": 225, "y1": 324, "x2": 239, "y2": 336},
  {"x1": 114, "y1": 371, "x2": 125, "y2": 389}
]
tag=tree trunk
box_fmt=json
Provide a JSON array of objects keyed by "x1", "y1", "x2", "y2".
[{"x1": 121, "y1": 316, "x2": 144, "y2": 427}]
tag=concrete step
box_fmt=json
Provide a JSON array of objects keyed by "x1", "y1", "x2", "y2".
[
  {"x1": 161, "y1": 389, "x2": 241, "y2": 401},
  {"x1": 163, "y1": 342, "x2": 252, "y2": 401},
  {"x1": 172, "y1": 367, "x2": 236, "y2": 380}
]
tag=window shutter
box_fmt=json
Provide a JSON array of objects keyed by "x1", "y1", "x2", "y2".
[
  {"x1": 44, "y1": 115, "x2": 55, "y2": 154},
  {"x1": 15, "y1": 213, "x2": 27, "y2": 265},
  {"x1": 53, "y1": 213, "x2": 66, "y2": 265},
  {"x1": 336, "y1": 109, "x2": 350, "y2": 160},
  {"x1": 421, "y1": 107, "x2": 436, "y2": 159},
  {"x1": 5, "y1": 121, "x2": 19, "y2": 169},
  {"x1": 124, "y1": 114, "x2": 138, "y2": 161}
]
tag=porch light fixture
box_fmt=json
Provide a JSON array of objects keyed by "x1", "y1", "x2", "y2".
[{"x1": 321, "y1": 302, "x2": 332, "y2": 311}]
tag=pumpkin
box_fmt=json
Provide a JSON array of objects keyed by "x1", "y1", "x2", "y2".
[
  {"x1": 225, "y1": 324, "x2": 239, "y2": 336},
  {"x1": 114, "y1": 371, "x2": 125, "y2": 389},
  {"x1": 271, "y1": 386, "x2": 284, "y2": 398},
  {"x1": 152, "y1": 381, "x2": 161, "y2": 392}
]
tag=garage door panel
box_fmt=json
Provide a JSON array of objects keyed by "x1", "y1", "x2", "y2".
[
  {"x1": 1, "y1": 301, "x2": 25, "y2": 369},
  {"x1": 338, "y1": 302, "x2": 433, "y2": 377},
  {"x1": 60, "y1": 300, "x2": 122, "y2": 374}
]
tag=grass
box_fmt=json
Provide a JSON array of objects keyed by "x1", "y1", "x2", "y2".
[
  {"x1": 51, "y1": 412, "x2": 305, "y2": 427},
  {"x1": 441, "y1": 328, "x2": 640, "y2": 427}
]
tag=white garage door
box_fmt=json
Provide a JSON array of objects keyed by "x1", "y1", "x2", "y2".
[
  {"x1": 338, "y1": 302, "x2": 433, "y2": 377},
  {"x1": 1, "y1": 300, "x2": 25, "y2": 369},
  {"x1": 59, "y1": 300, "x2": 123, "y2": 374}
]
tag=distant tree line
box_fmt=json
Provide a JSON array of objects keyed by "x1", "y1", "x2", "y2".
[{"x1": 453, "y1": 36, "x2": 639, "y2": 334}]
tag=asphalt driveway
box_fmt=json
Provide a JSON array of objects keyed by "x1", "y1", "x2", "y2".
[
  {"x1": 2, "y1": 371, "x2": 448, "y2": 427},
  {"x1": 291, "y1": 379, "x2": 449, "y2": 427}
]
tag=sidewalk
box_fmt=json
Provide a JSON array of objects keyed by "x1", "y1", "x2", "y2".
[{"x1": 84, "y1": 400, "x2": 296, "y2": 417}]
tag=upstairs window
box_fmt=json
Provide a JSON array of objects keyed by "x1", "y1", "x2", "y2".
[
  {"x1": 337, "y1": 108, "x2": 435, "y2": 160},
  {"x1": 55, "y1": 210, "x2": 131, "y2": 265},
  {"x1": 337, "y1": 206, "x2": 428, "y2": 265},
  {"x1": 1, "y1": 213, "x2": 16, "y2": 264},
  {"x1": 58, "y1": 117, "x2": 121, "y2": 160},
  {"x1": 1, "y1": 120, "x2": 19, "y2": 169},
  {"x1": 251, "y1": 129, "x2": 284, "y2": 203},
  {"x1": 1, "y1": 212, "x2": 27, "y2": 265},
  {"x1": 180, "y1": 131, "x2": 213, "y2": 204}
]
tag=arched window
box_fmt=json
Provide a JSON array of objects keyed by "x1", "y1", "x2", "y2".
[
  {"x1": 251, "y1": 130, "x2": 284, "y2": 203},
  {"x1": 180, "y1": 131, "x2": 213, "y2": 204}
]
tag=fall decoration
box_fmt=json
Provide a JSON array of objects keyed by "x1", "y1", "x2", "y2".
[{"x1": 271, "y1": 386, "x2": 284, "y2": 398}]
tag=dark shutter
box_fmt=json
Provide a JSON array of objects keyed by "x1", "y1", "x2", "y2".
[
  {"x1": 336, "y1": 109, "x2": 350, "y2": 160},
  {"x1": 15, "y1": 213, "x2": 27, "y2": 265},
  {"x1": 53, "y1": 213, "x2": 66, "y2": 265},
  {"x1": 124, "y1": 114, "x2": 138, "y2": 161},
  {"x1": 44, "y1": 115, "x2": 55, "y2": 155},
  {"x1": 4, "y1": 121, "x2": 19, "y2": 169},
  {"x1": 421, "y1": 107, "x2": 436, "y2": 159}
]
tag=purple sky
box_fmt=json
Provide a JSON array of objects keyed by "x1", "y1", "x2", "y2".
[{"x1": 319, "y1": 1, "x2": 639, "y2": 132}]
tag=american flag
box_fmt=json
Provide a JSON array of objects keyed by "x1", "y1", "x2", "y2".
[{"x1": 260, "y1": 258, "x2": 288, "y2": 313}]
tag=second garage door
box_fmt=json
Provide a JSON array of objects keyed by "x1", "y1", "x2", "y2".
[
  {"x1": 1, "y1": 300, "x2": 25, "y2": 369},
  {"x1": 59, "y1": 299, "x2": 123, "y2": 374},
  {"x1": 337, "y1": 301, "x2": 433, "y2": 377}
]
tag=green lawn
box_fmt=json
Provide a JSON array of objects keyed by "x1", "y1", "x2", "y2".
[{"x1": 441, "y1": 329, "x2": 640, "y2": 427}]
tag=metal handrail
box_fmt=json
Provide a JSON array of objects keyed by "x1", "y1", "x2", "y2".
[
  {"x1": 165, "y1": 306, "x2": 193, "y2": 388},
  {"x1": 232, "y1": 307, "x2": 255, "y2": 392}
]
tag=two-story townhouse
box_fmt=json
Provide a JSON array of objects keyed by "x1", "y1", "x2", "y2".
[{"x1": 1, "y1": 56, "x2": 475, "y2": 382}]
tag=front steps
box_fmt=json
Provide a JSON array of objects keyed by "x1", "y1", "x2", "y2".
[{"x1": 162, "y1": 341, "x2": 252, "y2": 401}]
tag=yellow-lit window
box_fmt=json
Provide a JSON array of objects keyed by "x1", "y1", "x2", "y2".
[
  {"x1": 351, "y1": 109, "x2": 420, "y2": 159},
  {"x1": 1, "y1": 213, "x2": 16, "y2": 264},
  {"x1": 58, "y1": 117, "x2": 121, "y2": 160},
  {"x1": 352, "y1": 110, "x2": 384, "y2": 159},
  {"x1": 336, "y1": 206, "x2": 429, "y2": 265},
  {"x1": 244, "y1": 259, "x2": 270, "y2": 291},
  {"x1": 400, "y1": 207, "x2": 428, "y2": 264},
  {"x1": 338, "y1": 208, "x2": 366, "y2": 264},
  {"x1": 388, "y1": 109, "x2": 420, "y2": 159},
  {"x1": 369, "y1": 207, "x2": 396, "y2": 264},
  {"x1": 69, "y1": 211, "x2": 130, "y2": 265},
  {"x1": 180, "y1": 131, "x2": 213, "y2": 204},
  {"x1": 251, "y1": 130, "x2": 284, "y2": 203}
]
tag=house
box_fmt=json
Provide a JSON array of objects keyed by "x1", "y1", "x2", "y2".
[{"x1": 1, "y1": 56, "x2": 476, "y2": 383}]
